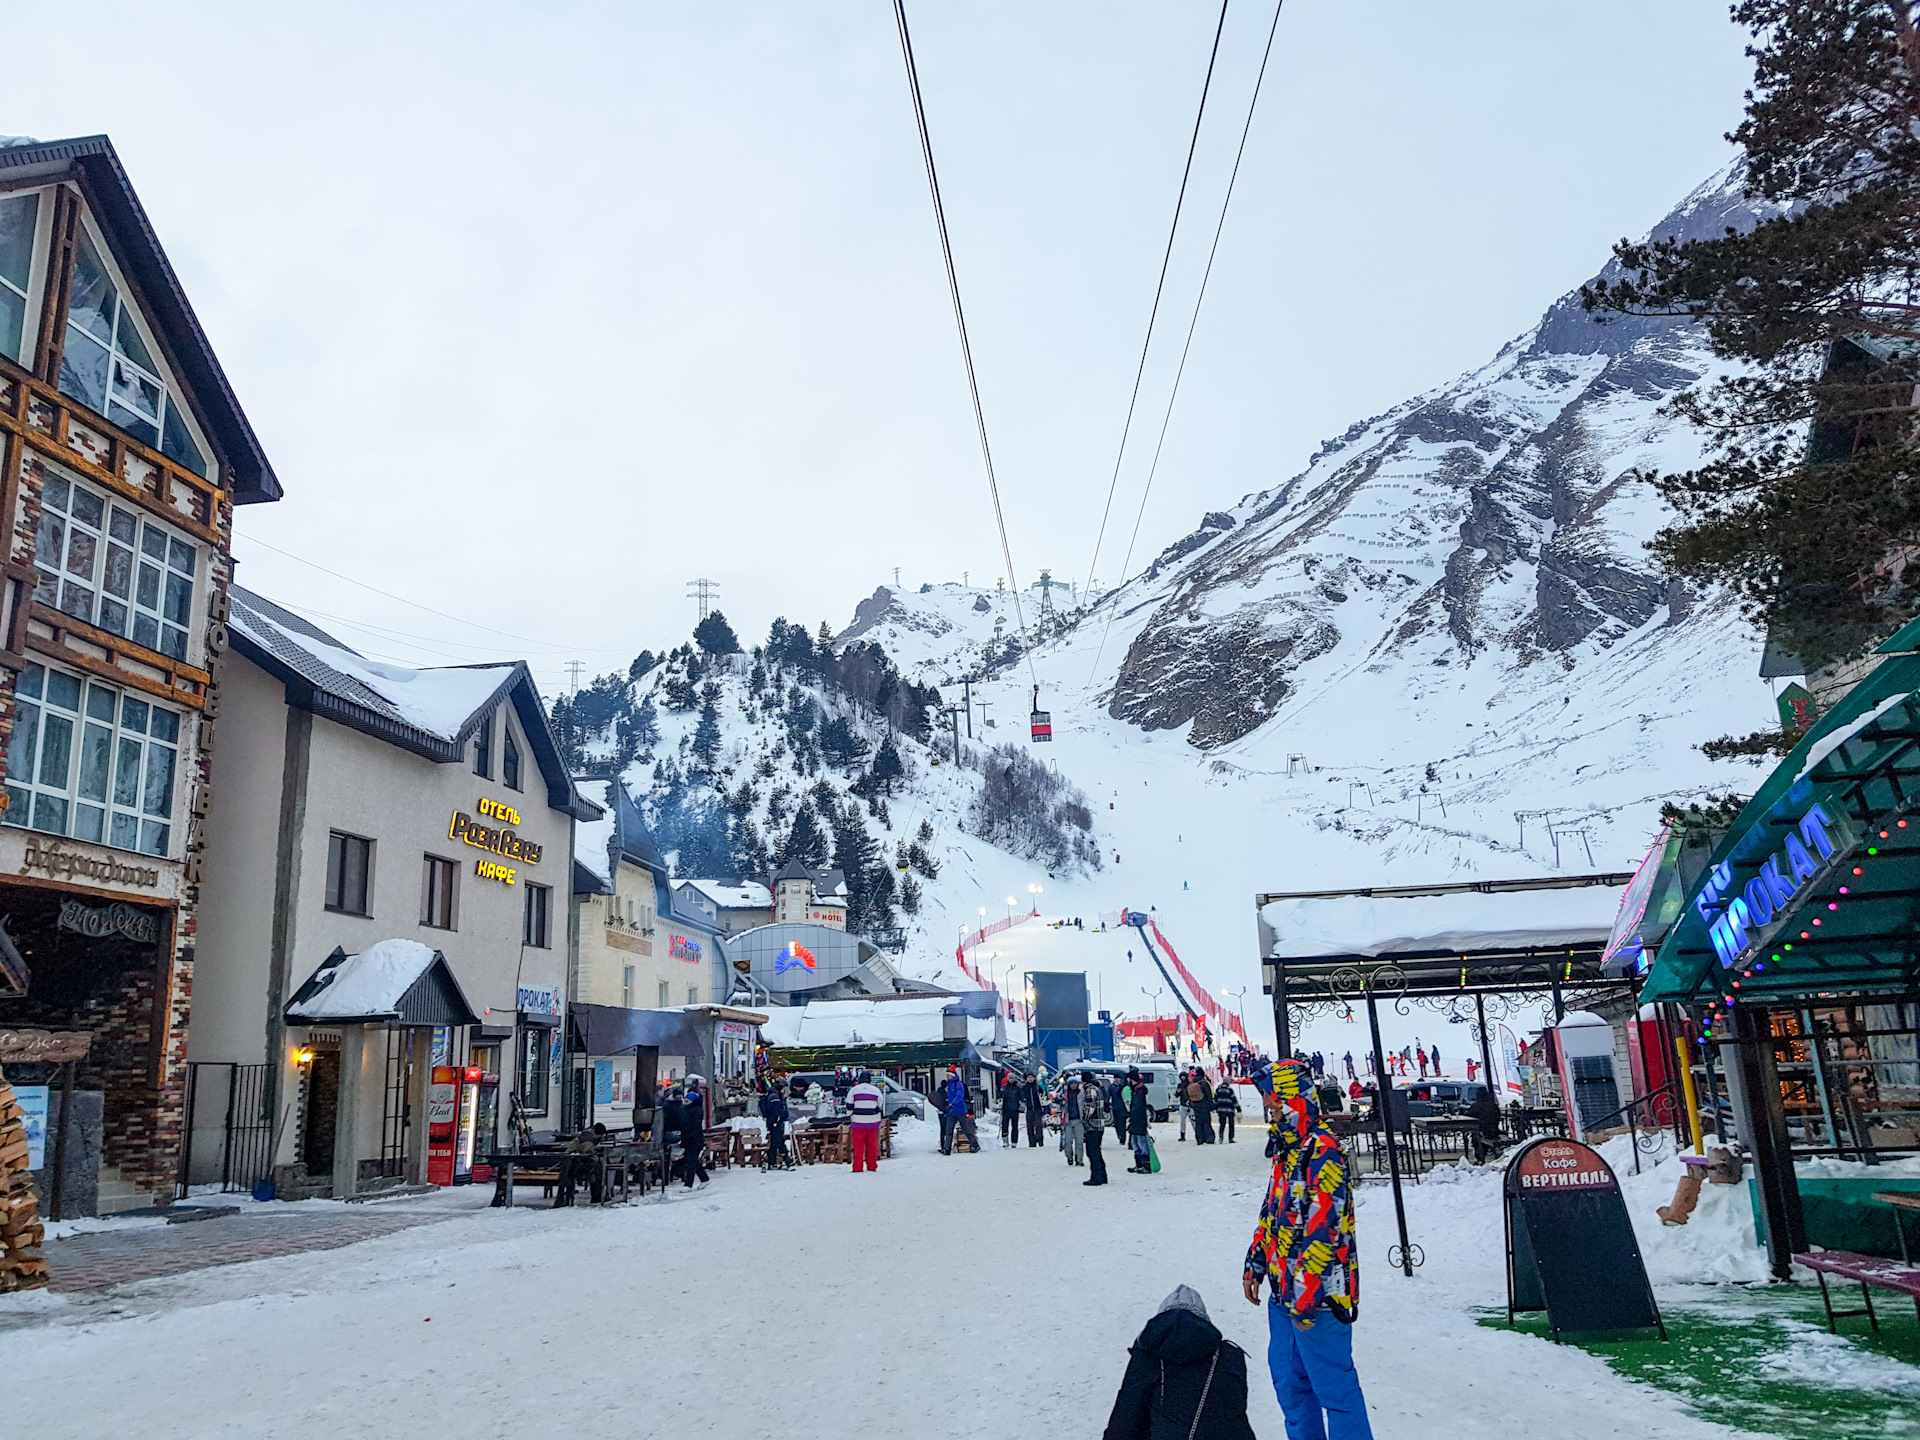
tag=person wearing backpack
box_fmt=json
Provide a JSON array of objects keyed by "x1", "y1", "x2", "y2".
[{"x1": 1102, "y1": 1286, "x2": 1255, "y2": 1440}]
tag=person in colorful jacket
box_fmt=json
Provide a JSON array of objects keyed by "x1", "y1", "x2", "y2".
[{"x1": 1241, "y1": 1059, "x2": 1372, "y2": 1439}]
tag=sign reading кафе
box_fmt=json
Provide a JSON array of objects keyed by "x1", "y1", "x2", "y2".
[
  {"x1": 1504, "y1": 1136, "x2": 1663, "y2": 1340},
  {"x1": 449, "y1": 797, "x2": 543, "y2": 886}
]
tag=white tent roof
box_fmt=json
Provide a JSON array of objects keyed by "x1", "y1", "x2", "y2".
[
  {"x1": 1260, "y1": 885, "x2": 1625, "y2": 960},
  {"x1": 759, "y1": 996, "x2": 993, "y2": 1049}
]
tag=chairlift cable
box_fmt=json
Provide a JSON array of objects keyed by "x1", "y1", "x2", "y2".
[
  {"x1": 1079, "y1": 0, "x2": 1232, "y2": 609},
  {"x1": 891, "y1": 0, "x2": 1038, "y2": 694},
  {"x1": 1086, "y1": 0, "x2": 1287, "y2": 686}
]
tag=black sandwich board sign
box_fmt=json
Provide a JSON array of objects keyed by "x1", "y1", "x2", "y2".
[{"x1": 1504, "y1": 1135, "x2": 1664, "y2": 1341}]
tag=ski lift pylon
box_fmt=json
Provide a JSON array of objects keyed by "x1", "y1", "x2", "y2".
[{"x1": 1029, "y1": 683, "x2": 1051, "y2": 743}]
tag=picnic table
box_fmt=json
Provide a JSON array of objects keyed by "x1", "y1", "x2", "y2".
[
  {"x1": 486, "y1": 1143, "x2": 637, "y2": 1208},
  {"x1": 1411, "y1": 1115, "x2": 1486, "y2": 1165},
  {"x1": 1796, "y1": 1246, "x2": 1920, "y2": 1332}
]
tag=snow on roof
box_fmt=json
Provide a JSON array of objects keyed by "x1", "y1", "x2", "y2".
[
  {"x1": 678, "y1": 879, "x2": 772, "y2": 909},
  {"x1": 1260, "y1": 885, "x2": 1625, "y2": 959},
  {"x1": 231, "y1": 587, "x2": 515, "y2": 743},
  {"x1": 286, "y1": 938, "x2": 438, "y2": 1021},
  {"x1": 573, "y1": 802, "x2": 616, "y2": 887},
  {"x1": 759, "y1": 996, "x2": 989, "y2": 1049}
]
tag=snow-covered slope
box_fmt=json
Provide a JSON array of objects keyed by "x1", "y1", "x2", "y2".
[{"x1": 831, "y1": 166, "x2": 1782, "y2": 1054}]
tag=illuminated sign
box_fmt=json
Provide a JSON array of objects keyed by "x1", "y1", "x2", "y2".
[
  {"x1": 475, "y1": 860, "x2": 517, "y2": 885},
  {"x1": 671, "y1": 934, "x2": 703, "y2": 962},
  {"x1": 774, "y1": 941, "x2": 817, "y2": 975},
  {"x1": 478, "y1": 797, "x2": 522, "y2": 826},
  {"x1": 1696, "y1": 802, "x2": 1849, "y2": 970},
  {"x1": 449, "y1": 809, "x2": 542, "y2": 866}
]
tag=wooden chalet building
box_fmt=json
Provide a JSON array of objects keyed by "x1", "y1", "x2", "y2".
[{"x1": 0, "y1": 135, "x2": 280, "y2": 1215}]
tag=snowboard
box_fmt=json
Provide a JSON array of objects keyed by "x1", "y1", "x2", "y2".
[{"x1": 1147, "y1": 1137, "x2": 1161, "y2": 1174}]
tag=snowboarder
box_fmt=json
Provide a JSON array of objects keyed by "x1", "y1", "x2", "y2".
[
  {"x1": 1243, "y1": 1060, "x2": 1370, "y2": 1439},
  {"x1": 847, "y1": 1070, "x2": 884, "y2": 1173},
  {"x1": 1080, "y1": 1072, "x2": 1110, "y2": 1186},
  {"x1": 1102, "y1": 1286, "x2": 1256, "y2": 1440},
  {"x1": 1214, "y1": 1078, "x2": 1240, "y2": 1143},
  {"x1": 1126, "y1": 1070, "x2": 1153, "y2": 1173}
]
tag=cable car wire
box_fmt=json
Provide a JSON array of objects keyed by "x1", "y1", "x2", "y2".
[
  {"x1": 1079, "y1": 0, "x2": 1232, "y2": 608},
  {"x1": 891, "y1": 0, "x2": 1038, "y2": 692},
  {"x1": 1087, "y1": 0, "x2": 1286, "y2": 685}
]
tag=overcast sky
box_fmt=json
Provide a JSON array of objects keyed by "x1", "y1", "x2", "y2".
[{"x1": 10, "y1": 2, "x2": 1752, "y2": 692}]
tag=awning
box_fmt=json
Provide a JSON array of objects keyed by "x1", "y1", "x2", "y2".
[
  {"x1": 1640, "y1": 635, "x2": 1920, "y2": 1006},
  {"x1": 284, "y1": 940, "x2": 478, "y2": 1026},
  {"x1": 768, "y1": 1040, "x2": 968, "y2": 1069},
  {"x1": 569, "y1": 1003, "x2": 702, "y2": 1056}
]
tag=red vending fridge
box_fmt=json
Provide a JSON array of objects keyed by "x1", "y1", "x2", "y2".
[{"x1": 429, "y1": 1065, "x2": 500, "y2": 1185}]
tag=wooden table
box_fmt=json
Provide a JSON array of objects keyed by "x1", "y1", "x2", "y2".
[
  {"x1": 1874, "y1": 1190, "x2": 1920, "y2": 1264},
  {"x1": 1411, "y1": 1116, "x2": 1485, "y2": 1166}
]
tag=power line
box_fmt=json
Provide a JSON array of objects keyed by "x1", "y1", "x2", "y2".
[
  {"x1": 1088, "y1": 0, "x2": 1287, "y2": 684},
  {"x1": 236, "y1": 534, "x2": 628, "y2": 653},
  {"x1": 1080, "y1": 0, "x2": 1232, "y2": 605},
  {"x1": 687, "y1": 578, "x2": 719, "y2": 622},
  {"x1": 891, "y1": 0, "x2": 1037, "y2": 692}
]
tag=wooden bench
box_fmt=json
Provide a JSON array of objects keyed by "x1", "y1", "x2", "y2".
[{"x1": 1795, "y1": 1250, "x2": 1920, "y2": 1332}]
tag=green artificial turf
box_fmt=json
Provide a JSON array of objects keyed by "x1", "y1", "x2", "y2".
[{"x1": 1477, "y1": 1286, "x2": 1920, "y2": 1439}]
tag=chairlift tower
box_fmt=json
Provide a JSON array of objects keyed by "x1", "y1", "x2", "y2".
[{"x1": 1036, "y1": 568, "x2": 1059, "y2": 624}]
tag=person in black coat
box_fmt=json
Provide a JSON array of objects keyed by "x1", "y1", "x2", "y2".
[
  {"x1": 1127, "y1": 1070, "x2": 1153, "y2": 1173},
  {"x1": 1023, "y1": 1075, "x2": 1045, "y2": 1147},
  {"x1": 1103, "y1": 1286, "x2": 1255, "y2": 1440},
  {"x1": 759, "y1": 1082, "x2": 792, "y2": 1170},
  {"x1": 1110, "y1": 1077, "x2": 1130, "y2": 1149}
]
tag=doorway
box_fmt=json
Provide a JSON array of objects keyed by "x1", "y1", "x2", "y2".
[{"x1": 302, "y1": 1050, "x2": 340, "y2": 1175}]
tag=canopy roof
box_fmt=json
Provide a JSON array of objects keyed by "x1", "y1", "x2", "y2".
[
  {"x1": 285, "y1": 940, "x2": 478, "y2": 1027},
  {"x1": 1258, "y1": 875, "x2": 1631, "y2": 1000},
  {"x1": 1640, "y1": 640, "x2": 1920, "y2": 1006}
]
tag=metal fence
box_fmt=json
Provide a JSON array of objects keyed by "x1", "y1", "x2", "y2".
[{"x1": 179, "y1": 1062, "x2": 273, "y2": 1196}]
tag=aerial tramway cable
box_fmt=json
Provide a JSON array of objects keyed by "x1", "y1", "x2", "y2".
[
  {"x1": 1080, "y1": 0, "x2": 1233, "y2": 609},
  {"x1": 1086, "y1": 0, "x2": 1287, "y2": 685},
  {"x1": 891, "y1": 0, "x2": 1038, "y2": 697}
]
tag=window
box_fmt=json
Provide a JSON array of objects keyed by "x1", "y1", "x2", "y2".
[
  {"x1": 57, "y1": 226, "x2": 208, "y2": 477},
  {"x1": 503, "y1": 731, "x2": 521, "y2": 791},
  {"x1": 325, "y1": 832, "x2": 372, "y2": 915},
  {"x1": 422, "y1": 855, "x2": 456, "y2": 929},
  {"x1": 658, "y1": 980, "x2": 670, "y2": 1008},
  {"x1": 34, "y1": 465, "x2": 198, "y2": 660},
  {"x1": 4, "y1": 662, "x2": 177, "y2": 855},
  {"x1": 0, "y1": 191, "x2": 38, "y2": 365},
  {"x1": 522, "y1": 882, "x2": 551, "y2": 948},
  {"x1": 688, "y1": 986, "x2": 700, "y2": 1006},
  {"x1": 473, "y1": 711, "x2": 491, "y2": 779},
  {"x1": 516, "y1": 1024, "x2": 550, "y2": 1114},
  {"x1": 622, "y1": 966, "x2": 634, "y2": 1009}
]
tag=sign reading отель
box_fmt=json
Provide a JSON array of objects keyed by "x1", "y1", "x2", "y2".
[{"x1": 450, "y1": 802, "x2": 543, "y2": 881}]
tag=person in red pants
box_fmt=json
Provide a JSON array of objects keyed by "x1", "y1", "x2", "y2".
[{"x1": 848, "y1": 1069, "x2": 884, "y2": 1172}]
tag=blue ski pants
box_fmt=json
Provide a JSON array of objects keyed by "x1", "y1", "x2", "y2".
[{"x1": 1267, "y1": 1302, "x2": 1374, "y2": 1440}]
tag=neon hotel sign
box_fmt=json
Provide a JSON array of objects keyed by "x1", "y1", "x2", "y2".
[{"x1": 1694, "y1": 801, "x2": 1849, "y2": 969}]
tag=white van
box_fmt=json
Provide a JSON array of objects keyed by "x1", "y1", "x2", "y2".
[{"x1": 1055, "y1": 1060, "x2": 1181, "y2": 1122}]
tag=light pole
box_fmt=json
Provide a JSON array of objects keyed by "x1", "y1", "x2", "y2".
[
  {"x1": 1027, "y1": 882, "x2": 1043, "y2": 915},
  {"x1": 1224, "y1": 986, "x2": 1248, "y2": 1038},
  {"x1": 1004, "y1": 895, "x2": 1016, "y2": 923},
  {"x1": 1143, "y1": 986, "x2": 1164, "y2": 1056}
]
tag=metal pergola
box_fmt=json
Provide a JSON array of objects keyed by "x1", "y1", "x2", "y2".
[{"x1": 1257, "y1": 875, "x2": 1636, "y2": 1277}]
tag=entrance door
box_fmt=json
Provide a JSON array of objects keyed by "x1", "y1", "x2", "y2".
[{"x1": 302, "y1": 1050, "x2": 341, "y2": 1175}]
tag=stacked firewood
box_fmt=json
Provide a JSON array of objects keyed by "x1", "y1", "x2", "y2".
[{"x1": 0, "y1": 1067, "x2": 47, "y2": 1291}]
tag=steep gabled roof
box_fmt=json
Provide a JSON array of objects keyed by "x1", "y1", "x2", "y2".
[
  {"x1": 773, "y1": 857, "x2": 814, "y2": 883},
  {"x1": 0, "y1": 135, "x2": 280, "y2": 503},
  {"x1": 284, "y1": 940, "x2": 479, "y2": 1026},
  {"x1": 229, "y1": 585, "x2": 593, "y2": 817}
]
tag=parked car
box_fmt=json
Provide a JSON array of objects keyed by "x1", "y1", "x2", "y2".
[
  {"x1": 1400, "y1": 1082, "x2": 1490, "y2": 1118},
  {"x1": 1048, "y1": 1059, "x2": 1181, "y2": 1122},
  {"x1": 782, "y1": 1070, "x2": 924, "y2": 1120}
]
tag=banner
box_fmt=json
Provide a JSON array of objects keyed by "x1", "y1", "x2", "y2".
[{"x1": 1499, "y1": 1024, "x2": 1525, "y2": 1098}]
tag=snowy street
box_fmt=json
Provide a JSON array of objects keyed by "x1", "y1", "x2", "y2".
[{"x1": 2, "y1": 1115, "x2": 1755, "y2": 1440}]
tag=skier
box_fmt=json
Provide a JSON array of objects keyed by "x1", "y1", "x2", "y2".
[
  {"x1": 1025, "y1": 1073, "x2": 1045, "y2": 1147},
  {"x1": 1343, "y1": 1052, "x2": 1355, "y2": 1082},
  {"x1": 759, "y1": 1079, "x2": 793, "y2": 1170},
  {"x1": 1061, "y1": 1074, "x2": 1084, "y2": 1166},
  {"x1": 1214, "y1": 1078, "x2": 1240, "y2": 1143},
  {"x1": 1080, "y1": 1072, "x2": 1110, "y2": 1186},
  {"x1": 1126, "y1": 1069, "x2": 1153, "y2": 1174},
  {"x1": 1102, "y1": 1286, "x2": 1256, "y2": 1440},
  {"x1": 1243, "y1": 1060, "x2": 1371, "y2": 1439}
]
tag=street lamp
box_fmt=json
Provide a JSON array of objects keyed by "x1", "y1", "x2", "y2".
[
  {"x1": 1005, "y1": 895, "x2": 1016, "y2": 922},
  {"x1": 1027, "y1": 882, "x2": 1043, "y2": 915},
  {"x1": 1143, "y1": 986, "x2": 1165, "y2": 1057}
]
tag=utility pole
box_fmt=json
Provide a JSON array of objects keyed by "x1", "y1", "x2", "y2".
[
  {"x1": 962, "y1": 679, "x2": 973, "y2": 738},
  {"x1": 686, "y1": 578, "x2": 719, "y2": 622},
  {"x1": 564, "y1": 660, "x2": 586, "y2": 695}
]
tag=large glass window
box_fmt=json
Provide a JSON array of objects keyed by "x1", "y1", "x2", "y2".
[
  {"x1": 34, "y1": 466, "x2": 197, "y2": 660},
  {"x1": 503, "y1": 731, "x2": 521, "y2": 791},
  {"x1": 422, "y1": 855, "x2": 456, "y2": 929},
  {"x1": 523, "y1": 882, "x2": 551, "y2": 948},
  {"x1": 0, "y1": 191, "x2": 38, "y2": 366},
  {"x1": 56, "y1": 227, "x2": 208, "y2": 478},
  {"x1": 516, "y1": 1024, "x2": 550, "y2": 1114},
  {"x1": 4, "y1": 661, "x2": 178, "y2": 856},
  {"x1": 326, "y1": 832, "x2": 372, "y2": 915}
]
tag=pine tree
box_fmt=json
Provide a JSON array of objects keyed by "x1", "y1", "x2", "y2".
[
  {"x1": 692, "y1": 695, "x2": 722, "y2": 770},
  {"x1": 1582, "y1": 1, "x2": 1920, "y2": 665},
  {"x1": 816, "y1": 621, "x2": 836, "y2": 660},
  {"x1": 870, "y1": 733, "x2": 905, "y2": 795},
  {"x1": 694, "y1": 609, "x2": 741, "y2": 655},
  {"x1": 782, "y1": 804, "x2": 830, "y2": 870},
  {"x1": 829, "y1": 806, "x2": 892, "y2": 935},
  {"x1": 631, "y1": 695, "x2": 660, "y2": 748},
  {"x1": 628, "y1": 650, "x2": 659, "y2": 681},
  {"x1": 819, "y1": 713, "x2": 862, "y2": 768},
  {"x1": 900, "y1": 873, "x2": 922, "y2": 916}
]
